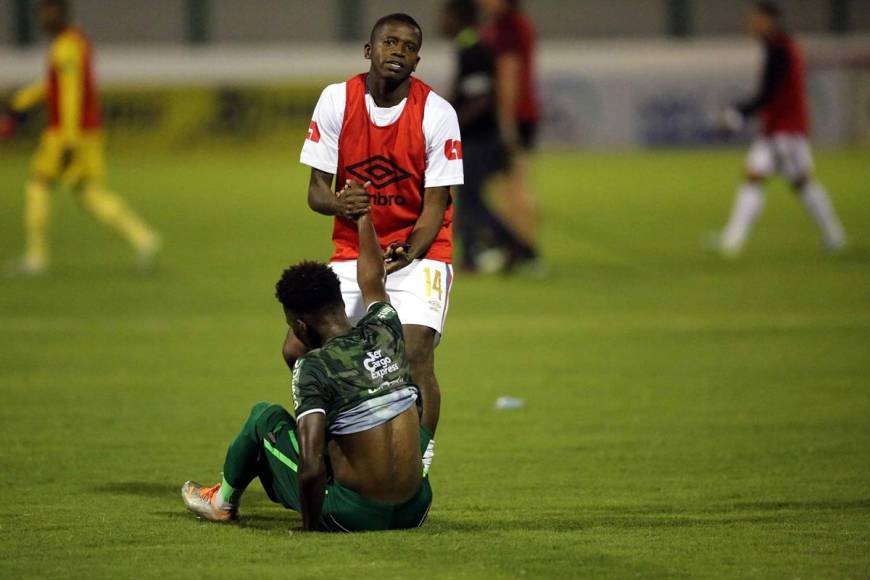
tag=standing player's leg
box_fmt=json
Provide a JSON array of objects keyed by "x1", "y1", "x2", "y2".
[
  {"x1": 778, "y1": 136, "x2": 847, "y2": 253},
  {"x1": 182, "y1": 402, "x2": 301, "y2": 521},
  {"x1": 384, "y1": 259, "x2": 452, "y2": 472},
  {"x1": 718, "y1": 138, "x2": 772, "y2": 257},
  {"x1": 20, "y1": 178, "x2": 53, "y2": 274},
  {"x1": 404, "y1": 323, "x2": 440, "y2": 480},
  {"x1": 497, "y1": 122, "x2": 543, "y2": 273},
  {"x1": 457, "y1": 135, "x2": 522, "y2": 273},
  {"x1": 404, "y1": 324, "x2": 441, "y2": 434},
  {"x1": 73, "y1": 135, "x2": 160, "y2": 268},
  {"x1": 8, "y1": 131, "x2": 61, "y2": 275}
]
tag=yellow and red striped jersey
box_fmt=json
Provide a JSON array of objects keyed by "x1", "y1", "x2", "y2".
[{"x1": 12, "y1": 26, "x2": 102, "y2": 142}]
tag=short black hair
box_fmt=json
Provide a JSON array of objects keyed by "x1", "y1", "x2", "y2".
[
  {"x1": 445, "y1": 0, "x2": 478, "y2": 27},
  {"x1": 754, "y1": 1, "x2": 782, "y2": 19},
  {"x1": 370, "y1": 13, "x2": 423, "y2": 46},
  {"x1": 275, "y1": 261, "x2": 343, "y2": 316}
]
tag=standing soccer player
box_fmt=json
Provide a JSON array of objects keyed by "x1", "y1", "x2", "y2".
[
  {"x1": 441, "y1": 0, "x2": 531, "y2": 274},
  {"x1": 295, "y1": 14, "x2": 464, "y2": 448},
  {"x1": 716, "y1": 1, "x2": 846, "y2": 257},
  {"x1": 2, "y1": 0, "x2": 160, "y2": 276},
  {"x1": 478, "y1": 0, "x2": 544, "y2": 274}
]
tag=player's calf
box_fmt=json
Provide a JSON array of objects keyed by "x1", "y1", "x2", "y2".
[
  {"x1": 791, "y1": 175, "x2": 847, "y2": 252},
  {"x1": 404, "y1": 325, "x2": 440, "y2": 434}
]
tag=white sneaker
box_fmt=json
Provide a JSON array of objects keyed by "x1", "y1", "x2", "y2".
[
  {"x1": 702, "y1": 231, "x2": 741, "y2": 260},
  {"x1": 3, "y1": 256, "x2": 48, "y2": 278},
  {"x1": 137, "y1": 235, "x2": 162, "y2": 272}
]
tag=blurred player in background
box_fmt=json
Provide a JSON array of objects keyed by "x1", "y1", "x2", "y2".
[
  {"x1": 715, "y1": 1, "x2": 846, "y2": 258},
  {"x1": 441, "y1": 0, "x2": 533, "y2": 274},
  {"x1": 478, "y1": 0, "x2": 544, "y2": 274},
  {"x1": 1, "y1": 0, "x2": 160, "y2": 276},
  {"x1": 293, "y1": 14, "x2": 464, "y2": 455}
]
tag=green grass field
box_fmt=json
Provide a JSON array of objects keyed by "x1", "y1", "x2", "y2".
[{"x1": 1, "y1": 147, "x2": 868, "y2": 578}]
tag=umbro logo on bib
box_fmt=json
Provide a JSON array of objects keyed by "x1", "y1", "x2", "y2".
[{"x1": 345, "y1": 155, "x2": 412, "y2": 190}]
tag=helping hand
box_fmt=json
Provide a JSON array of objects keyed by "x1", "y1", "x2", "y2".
[{"x1": 337, "y1": 180, "x2": 371, "y2": 220}]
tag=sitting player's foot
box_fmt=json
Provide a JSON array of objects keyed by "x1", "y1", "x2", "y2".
[
  {"x1": 181, "y1": 481, "x2": 238, "y2": 522},
  {"x1": 3, "y1": 255, "x2": 48, "y2": 278},
  {"x1": 136, "y1": 234, "x2": 162, "y2": 273}
]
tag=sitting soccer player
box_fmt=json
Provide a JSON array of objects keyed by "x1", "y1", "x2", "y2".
[{"x1": 181, "y1": 207, "x2": 433, "y2": 532}]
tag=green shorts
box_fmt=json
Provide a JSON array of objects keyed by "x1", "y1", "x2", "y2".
[{"x1": 253, "y1": 403, "x2": 433, "y2": 532}]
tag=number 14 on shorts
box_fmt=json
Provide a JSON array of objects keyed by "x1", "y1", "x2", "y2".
[{"x1": 423, "y1": 267, "x2": 443, "y2": 301}]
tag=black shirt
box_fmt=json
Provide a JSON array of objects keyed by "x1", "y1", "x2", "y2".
[
  {"x1": 450, "y1": 28, "x2": 498, "y2": 139},
  {"x1": 736, "y1": 32, "x2": 792, "y2": 118}
]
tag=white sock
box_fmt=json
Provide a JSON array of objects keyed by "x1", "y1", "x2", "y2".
[
  {"x1": 422, "y1": 439, "x2": 435, "y2": 476},
  {"x1": 799, "y1": 181, "x2": 846, "y2": 250},
  {"x1": 721, "y1": 182, "x2": 765, "y2": 255}
]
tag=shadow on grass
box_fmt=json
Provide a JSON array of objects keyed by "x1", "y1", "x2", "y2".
[
  {"x1": 93, "y1": 481, "x2": 300, "y2": 532},
  {"x1": 93, "y1": 481, "x2": 178, "y2": 498},
  {"x1": 92, "y1": 482, "x2": 870, "y2": 535}
]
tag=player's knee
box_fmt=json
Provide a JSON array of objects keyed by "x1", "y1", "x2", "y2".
[
  {"x1": 744, "y1": 171, "x2": 765, "y2": 184},
  {"x1": 75, "y1": 187, "x2": 99, "y2": 210},
  {"x1": 249, "y1": 401, "x2": 272, "y2": 419},
  {"x1": 246, "y1": 401, "x2": 273, "y2": 435},
  {"x1": 28, "y1": 175, "x2": 53, "y2": 190},
  {"x1": 790, "y1": 174, "x2": 810, "y2": 191}
]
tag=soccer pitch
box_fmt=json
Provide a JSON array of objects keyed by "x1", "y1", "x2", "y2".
[{"x1": 1, "y1": 147, "x2": 868, "y2": 578}]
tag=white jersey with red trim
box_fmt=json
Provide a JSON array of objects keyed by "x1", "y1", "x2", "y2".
[{"x1": 300, "y1": 81, "x2": 464, "y2": 189}]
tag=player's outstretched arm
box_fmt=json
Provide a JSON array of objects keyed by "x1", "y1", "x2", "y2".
[
  {"x1": 307, "y1": 169, "x2": 371, "y2": 219},
  {"x1": 495, "y1": 53, "x2": 522, "y2": 148},
  {"x1": 10, "y1": 81, "x2": 47, "y2": 113},
  {"x1": 357, "y1": 209, "x2": 388, "y2": 306},
  {"x1": 297, "y1": 412, "x2": 328, "y2": 532},
  {"x1": 1, "y1": 82, "x2": 46, "y2": 140}
]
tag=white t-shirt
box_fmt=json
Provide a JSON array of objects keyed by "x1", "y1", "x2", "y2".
[{"x1": 300, "y1": 81, "x2": 464, "y2": 188}]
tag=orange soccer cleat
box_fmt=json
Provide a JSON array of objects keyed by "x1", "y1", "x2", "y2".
[{"x1": 181, "y1": 481, "x2": 238, "y2": 522}]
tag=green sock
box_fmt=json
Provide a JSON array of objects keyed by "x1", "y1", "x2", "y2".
[
  {"x1": 219, "y1": 402, "x2": 274, "y2": 507},
  {"x1": 219, "y1": 476, "x2": 243, "y2": 506}
]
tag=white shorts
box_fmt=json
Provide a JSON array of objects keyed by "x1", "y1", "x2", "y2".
[
  {"x1": 330, "y1": 259, "x2": 454, "y2": 336},
  {"x1": 746, "y1": 133, "x2": 814, "y2": 183}
]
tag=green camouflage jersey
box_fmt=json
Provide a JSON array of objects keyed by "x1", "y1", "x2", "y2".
[{"x1": 291, "y1": 302, "x2": 419, "y2": 434}]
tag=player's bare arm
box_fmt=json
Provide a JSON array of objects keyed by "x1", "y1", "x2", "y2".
[
  {"x1": 307, "y1": 168, "x2": 371, "y2": 219},
  {"x1": 384, "y1": 186, "x2": 451, "y2": 274},
  {"x1": 296, "y1": 411, "x2": 328, "y2": 532},
  {"x1": 1, "y1": 83, "x2": 46, "y2": 140},
  {"x1": 356, "y1": 206, "x2": 389, "y2": 306},
  {"x1": 494, "y1": 53, "x2": 522, "y2": 148}
]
